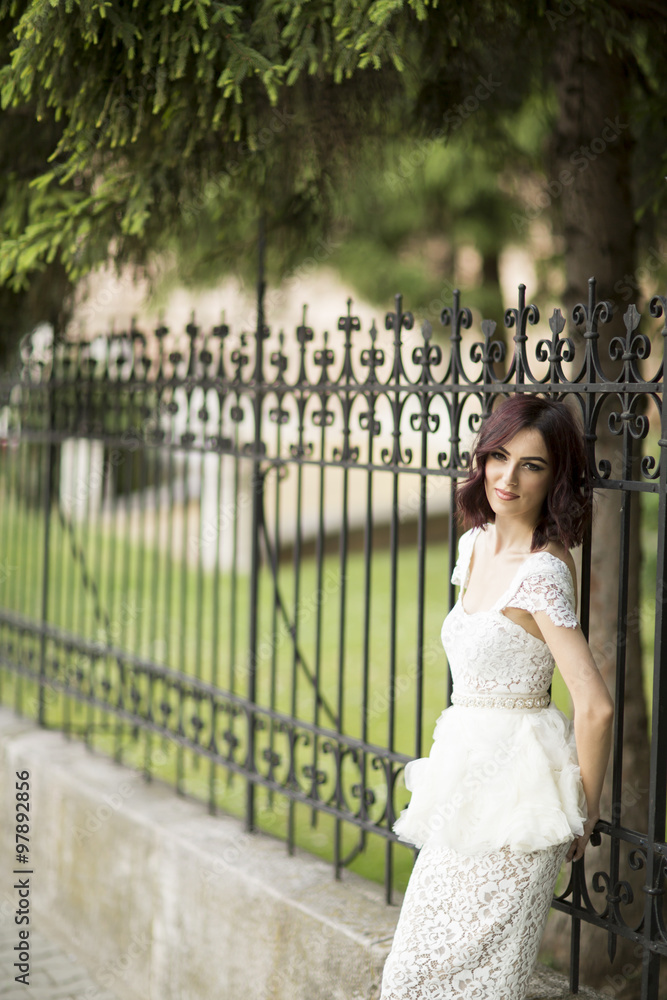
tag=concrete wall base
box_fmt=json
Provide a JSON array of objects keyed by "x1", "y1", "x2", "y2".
[{"x1": 0, "y1": 707, "x2": 605, "y2": 999}]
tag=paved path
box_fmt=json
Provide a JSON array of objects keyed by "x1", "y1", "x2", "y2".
[
  {"x1": 0, "y1": 921, "x2": 120, "y2": 1000},
  {"x1": 0, "y1": 918, "x2": 602, "y2": 1000}
]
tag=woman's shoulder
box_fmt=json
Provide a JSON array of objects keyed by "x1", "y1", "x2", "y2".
[
  {"x1": 456, "y1": 524, "x2": 484, "y2": 551},
  {"x1": 526, "y1": 540, "x2": 578, "y2": 600},
  {"x1": 539, "y1": 539, "x2": 576, "y2": 577}
]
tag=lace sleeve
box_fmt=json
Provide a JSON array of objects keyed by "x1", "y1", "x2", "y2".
[
  {"x1": 508, "y1": 556, "x2": 579, "y2": 629},
  {"x1": 450, "y1": 529, "x2": 475, "y2": 587}
]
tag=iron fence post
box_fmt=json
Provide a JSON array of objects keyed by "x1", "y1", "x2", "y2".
[
  {"x1": 246, "y1": 213, "x2": 267, "y2": 832},
  {"x1": 640, "y1": 307, "x2": 667, "y2": 1000},
  {"x1": 38, "y1": 360, "x2": 55, "y2": 726}
]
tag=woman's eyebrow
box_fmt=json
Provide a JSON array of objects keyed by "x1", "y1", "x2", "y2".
[{"x1": 495, "y1": 446, "x2": 548, "y2": 463}]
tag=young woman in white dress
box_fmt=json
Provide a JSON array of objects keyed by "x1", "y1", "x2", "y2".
[{"x1": 380, "y1": 395, "x2": 614, "y2": 1000}]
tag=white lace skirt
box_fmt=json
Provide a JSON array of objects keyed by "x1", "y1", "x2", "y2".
[{"x1": 380, "y1": 840, "x2": 569, "y2": 1000}]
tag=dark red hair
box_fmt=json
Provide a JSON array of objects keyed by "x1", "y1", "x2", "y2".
[{"x1": 456, "y1": 395, "x2": 593, "y2": 551}]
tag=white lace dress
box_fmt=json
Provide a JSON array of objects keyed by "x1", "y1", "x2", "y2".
[{"x1": 380, "y1": 527, "x2": 587, "y2": 1000}]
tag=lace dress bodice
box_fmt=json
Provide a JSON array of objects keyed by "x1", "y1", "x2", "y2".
[
  {"x1": 392, "y1": 525, "x2": 586, "y2": 857},
  {"x1": 442, "y1": 526, "x2": 579, "y2": 697}
]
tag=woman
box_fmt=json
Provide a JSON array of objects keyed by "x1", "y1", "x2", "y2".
[{"x1": 380, "y1": 394, "x2": 614, "y2": 1000}]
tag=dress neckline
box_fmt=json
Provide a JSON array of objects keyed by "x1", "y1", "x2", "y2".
[{"x1": 459, "y1": 525, "x2": 571, "y2": 617}]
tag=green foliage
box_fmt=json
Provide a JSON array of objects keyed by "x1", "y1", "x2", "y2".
[
  {"x1": 0, "y1": 0, "x2": 666, "y2": 303},
  {"x1": 325, "y1": 113, "x2": 536, "y2": 319}
]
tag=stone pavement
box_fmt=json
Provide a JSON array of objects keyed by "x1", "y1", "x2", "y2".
[
  {"x1": 0, "y1": 920, "x2": 121, "y2": 1000},
  {"x1": 0, "y1": 914, "x2": 602, "y2": 1000}
]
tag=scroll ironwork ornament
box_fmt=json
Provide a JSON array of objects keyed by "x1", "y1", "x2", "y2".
[
  {"x1": 360, "y1": 319, "x2": 385, "y2": 385},
  {"x1": 412, "y1": 320, "x2": 443, "y2": 385},
  {"x1": 440, "y1": 288, "x2": 473, "y2": 384},
  {"x1": 503, "y1": 283, "x2": 540, "y2": 385},
  {"x1": 571, "y1": 276, "x2": 614, "y2": 384},
  {"x1": 610, "y1": 302, "x2": 651, "y2": 385},
  {"x1": 385, "y1": 292, "x2": 415, "y2": 384},
  {"x1": 536, "y1": 308, "x2": 576, "y2": 386},
  {"x1": 338, "y1": 297, "x2": 362, "y2": 384},
  {"x1": 470, "y1": 318, "x2": 506, "y2": 385},
  {"x1": 410, "y1": 325, "x2": 441, "y2": 436},
  {"x1": 269, "y1": 330, "x2": 289, "y2": 383}
]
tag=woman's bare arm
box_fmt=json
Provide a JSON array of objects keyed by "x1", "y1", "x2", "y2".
[{"x1": 532, "y1": 611, "x2": 614, "y2": 861}]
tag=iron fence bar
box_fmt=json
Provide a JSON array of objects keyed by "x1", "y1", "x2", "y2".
[
  {"x1": 147, "y1": 366, "x2": 167, "y2": 782},
  {"x1": 116, "y1": 441, "x2": 134, "y2": 760},
  {"x1": 414, "y1": 384, "x2": 428, "y2": 762},
  {"x1": 177, "y1": 395, "x2": 192, "y2": 789},
  {"x1": 15, "y1": 414, "x2": 31, "y2": 715},
  {"x1": 226, "y1": 405, "x2": 241, "y2": 790},
  {"x1": 569, "y1": 859, "x2": 581, "y2": 994},
  {"x1": 38, "y1": 388, "x2": 56, "y2": 726},
  {"x1": 552, "y1": 894, "x2": 667, "y2": 953},
  {"x1": 0, "y1": 632, "x2": 409, "y2": 751},
  {"x1": 81, "y1": 419, "x2": 98, "y2": 748},
  {"x1": 358, "y1": 377, "x2": 373, "y2": 868},
  {"x1": 287, "y1": 382, "x2": 302, "y2": 852},
  {"x1": 289, "y1": 309, "x2": 316, "y2": 841},
  {"x1": 640, "y1": 295, "x2": 667, "y2": 999},
  {"x1": 15, "y1": 376, "x2": 664, "y2": 402},
  {"x1": 309, "y1": 372, "x2": 328, "y2": 837},
  {"x1": 246, "y1": 213, "x2": 267, "y2": 833},
  {"x1": 207, "y1": 383, "x2": 224, "y2": 810},
  {"x1": 28, "y1": 432, "x2": 667, "y2": 492},
  {"x1": 135, "y1": 358, "x2": 151, "y2": 666},
  {"x1": 334, "y1": 386, "x2": 350, "y2": 878},
  {"x1": 605, "y1": 413, "x2": 634, "y2": 963},
  {"x1": 248, "y1": 484, "x2": 355, "y2": 788}
]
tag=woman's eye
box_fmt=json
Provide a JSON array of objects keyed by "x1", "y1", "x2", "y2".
[{"x1": 490, "y1": 452, "x2": 505, "y2": 461}]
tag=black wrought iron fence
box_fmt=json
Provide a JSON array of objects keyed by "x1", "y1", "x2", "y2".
[{"x1": 0, "y1": 278, "x2": 665, "y2": 996}]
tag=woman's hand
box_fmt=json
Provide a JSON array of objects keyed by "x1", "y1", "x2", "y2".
[{"x1": 567, "y1": 812, "x2": 600, "y2": 862}]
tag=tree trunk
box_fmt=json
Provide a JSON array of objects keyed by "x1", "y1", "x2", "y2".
[{"x1": 540, "y1": 17, "x2": 652, "y2": 998}]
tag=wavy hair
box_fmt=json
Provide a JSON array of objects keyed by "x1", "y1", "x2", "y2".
[{"x1": 456, "y1": 395, "x2": 593, "y2": 551}]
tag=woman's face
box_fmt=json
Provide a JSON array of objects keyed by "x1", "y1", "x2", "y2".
[{"x1": 484, "y1": 427, "x2": 553, "y2": 527}]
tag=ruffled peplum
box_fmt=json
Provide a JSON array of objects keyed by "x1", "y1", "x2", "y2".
[{"x1": 392, "y1": 701, "x2": 587, "y2": 856}]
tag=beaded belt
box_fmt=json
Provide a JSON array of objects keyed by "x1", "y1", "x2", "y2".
[{"x1": 451, "y1": 690, "x2": 551, "y2": 710}]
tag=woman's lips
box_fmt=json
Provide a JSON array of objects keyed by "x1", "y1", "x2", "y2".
[{"x1": 495, "y1": 488, "x2": 519, "y2": 500}]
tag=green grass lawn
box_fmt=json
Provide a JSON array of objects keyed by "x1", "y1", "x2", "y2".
[{"x1": 0, "y1": 461, "x2": 661, "y2": 895}]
